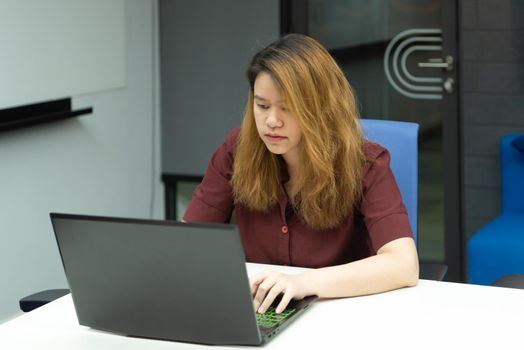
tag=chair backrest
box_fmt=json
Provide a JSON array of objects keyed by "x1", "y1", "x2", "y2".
[
  {"x1": 360, "y1": 119, "x2": 419, "y2": 244},
  {"x1": 501, "y1": 134, "x2": 524, "y2": 213}
]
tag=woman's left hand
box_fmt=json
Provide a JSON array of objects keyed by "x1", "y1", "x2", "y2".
[{"x1": 249, "y1": 270, "x2": 312, "y2": 314}]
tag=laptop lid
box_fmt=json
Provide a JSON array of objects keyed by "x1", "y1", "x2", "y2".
[{"x1": 50, "y1": 213, "x2": 263, "y2": 345}]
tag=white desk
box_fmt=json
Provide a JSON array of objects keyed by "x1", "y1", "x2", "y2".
[{"x1": 1, "y1": 263, "x2": 524, "y2": 350}]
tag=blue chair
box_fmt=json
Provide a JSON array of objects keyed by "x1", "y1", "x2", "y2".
[
  {"x1": 467, "y1": 134, "x2": 524, "y2": 286},
  {"x1": 361, "y1": 118, "x2": 447, "y2": 280}
]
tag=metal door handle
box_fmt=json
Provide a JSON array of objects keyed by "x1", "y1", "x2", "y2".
[
  {"x1": 443, "y1": 77, "x2": 454, "y2": 93},
  {"x1": 418, "y1": 62, "x2": 448, "y2": 68},
  {"x1": 418, "y1": 55, "x2": 453, "y2": 71}
]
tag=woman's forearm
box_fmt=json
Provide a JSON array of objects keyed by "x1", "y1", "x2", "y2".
[{"x1": 299, "y1": 237, "x2": 419, "y2": 298}]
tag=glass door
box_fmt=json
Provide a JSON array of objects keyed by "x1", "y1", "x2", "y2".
[{"x1": 282, "y1": 0, "x2": 462, "y2": 279}]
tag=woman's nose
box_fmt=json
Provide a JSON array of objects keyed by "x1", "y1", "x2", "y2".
[{"x1": 266, "y1": 109, "x2": 283, "y2": 128}]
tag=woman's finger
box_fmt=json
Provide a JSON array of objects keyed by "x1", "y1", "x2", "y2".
[
  {"x1": 257, "y1": 282, "x2": 284, "y2": 314},
  {"x1": 249, "y1": 271, "x2": 271, "y2": 295},
  {"x1": 252, "y1": 277, "x2": 277, "y2": 311},
  {"x1": 275, "y1": 289, "x2": 295, "y2": 314}
]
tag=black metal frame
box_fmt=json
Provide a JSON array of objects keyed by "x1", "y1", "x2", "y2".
[
  {"x1": 162, "y1": 174, "x2": 203, "y2": 220},
  {"x1": 280, "y1": 0, "x2": 307, "y2": 35},
  {"x1": 441, "y1": 0, "x2": 463, "y2": 282}
]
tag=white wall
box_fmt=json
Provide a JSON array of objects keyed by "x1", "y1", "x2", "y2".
[
  {"x1": 0, "y1": 0, "x2": 163, "y2": 322},
  {"x1": 0, "y1": 0, "x2": 126, "y2": 109}
]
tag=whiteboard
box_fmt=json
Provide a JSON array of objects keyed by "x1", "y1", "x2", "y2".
[{"x1": 0, "y1": 0, "x2": 125, "y2": 109}]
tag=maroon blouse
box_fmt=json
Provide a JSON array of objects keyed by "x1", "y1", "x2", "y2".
[{"x1": 183, "y1": 128, "x2": 413, "y2": 268}]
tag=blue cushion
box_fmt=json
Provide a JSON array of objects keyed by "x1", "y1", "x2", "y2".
[
  {"x1": 511, "y1": 135, "x2": 524, "y2": 154},
  {"x1": 468, "y1": 213, "x2": 524, "y2": 285}
]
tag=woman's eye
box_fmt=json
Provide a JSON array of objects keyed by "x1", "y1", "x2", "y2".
[{"x1": 257, "y1": 104, "x2": 269, "y2": 110}]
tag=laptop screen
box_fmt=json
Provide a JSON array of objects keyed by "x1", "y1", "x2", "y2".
[{"x1": 51, "y1": 213, "x2": 262, "y2": 345}]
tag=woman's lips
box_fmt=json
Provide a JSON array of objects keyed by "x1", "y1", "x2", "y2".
[{"x1": 265, "y1": 134, "x2": 287, "y2": 142}]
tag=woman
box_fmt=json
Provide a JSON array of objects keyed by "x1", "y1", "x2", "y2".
[{"x1": 184, "y1": 34, "x2": 418, "y2": 315}]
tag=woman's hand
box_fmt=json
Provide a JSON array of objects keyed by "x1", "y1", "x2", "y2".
[
  {"x1": 249, "y1": 238, "x2": 418, "y2": 315},
  {"x1": 249, "y1": 270, "x2": 312, "y2": 314}
]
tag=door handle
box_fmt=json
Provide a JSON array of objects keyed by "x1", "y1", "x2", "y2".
[
  {"x1": 418, "y1": 55, "x2": 453, "y2": 71},
  {"x1": 443, "y1": 77, "x2": 454, "y2": 93}
]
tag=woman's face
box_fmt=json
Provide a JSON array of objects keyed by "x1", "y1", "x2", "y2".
[{"x1": 253, "y1": 72, "x2": 302, "y2": 163}]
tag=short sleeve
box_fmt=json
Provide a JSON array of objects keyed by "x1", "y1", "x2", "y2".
[
  {"x1": 360, "y1": 143, "x2": 414, "y2": 252},
  {"x1": 182, "y1": 129, "x2": 240, "y2": 223}
]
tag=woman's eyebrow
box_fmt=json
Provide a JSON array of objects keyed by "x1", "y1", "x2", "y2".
[{"x1": 254, "y1": 95, "x2": 285, "y2": 104}]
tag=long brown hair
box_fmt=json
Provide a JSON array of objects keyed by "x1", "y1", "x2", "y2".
[{"x1": 231, "y1": 34, "x2": 365, "y2": 230}]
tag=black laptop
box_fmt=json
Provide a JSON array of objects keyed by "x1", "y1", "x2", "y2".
[{"x1": 50, "y1": 213, "x2": 316, "y2": 345}]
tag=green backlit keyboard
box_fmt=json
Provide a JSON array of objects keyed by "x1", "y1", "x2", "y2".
[{"x1": 256, "y1": 307, "x2": 296, "y2": 328}]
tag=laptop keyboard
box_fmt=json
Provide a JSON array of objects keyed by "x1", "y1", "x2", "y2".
[{"x1": 256, "y1": 307, "x2": 296, "y2": 328}]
